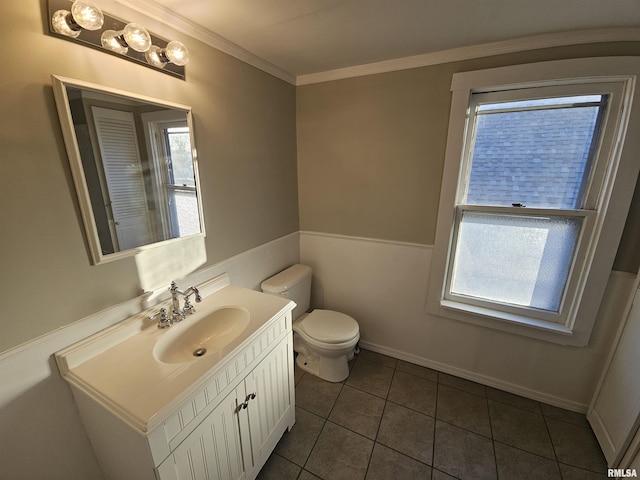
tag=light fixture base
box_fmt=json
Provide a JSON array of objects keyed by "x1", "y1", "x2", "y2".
[{"x1": 47, "y1": 0, "x2": 186, "y2": 80}]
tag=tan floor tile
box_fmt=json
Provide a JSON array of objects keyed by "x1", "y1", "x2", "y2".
[
  {"x1": 365, "y1": 443, "x2": 431, "y2": 480},
  {"x1": 388, "y1": 370, "x2": 437, "y2": 417},
  {"x1": 329, "y1": 385, "x2": 385, "y2": 439},
  {"x1": 377, "y1": 401, "x2": 434, "y2": 465},
  {"x1": 346, "y1": 359, "x2": 394, "y2": 398},
  {"x1": 306, "y1": 422, "x2": 374, "y2": 480},
  {"x1": 489, "y1": 400, "x2": 555, "y2": 459},
  {"x1": 433, "y1": 421, "x2": 497, "y2": 480},
  {"x1": 437, "y1": 384, "x2": 491, "y2": 437}
]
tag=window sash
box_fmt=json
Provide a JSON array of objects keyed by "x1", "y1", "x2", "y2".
[
  {"x1": 165, "y1": 186, "x2": 199, "y2": 237},
  {"x1": 464, "y1": 103, "x2": 606, "y2": 210},
  {"x1": 460, "y1": 83, "x2": 624, "y2": 210},
  {"x1": 444, "y1": 205, "x2": 595, "y2": 324}
]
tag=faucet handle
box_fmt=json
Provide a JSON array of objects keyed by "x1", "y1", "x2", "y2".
[
  {"x1": 149, "y1": 308, "x2": 171, "y2": 329},
  {"x1": 183, "y1": 299, "x2": 196, "y2": 316}
]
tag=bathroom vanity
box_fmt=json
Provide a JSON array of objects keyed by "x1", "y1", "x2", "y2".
[{"x1": 55, "y1": 274, "x2": 296, "y2": 480}]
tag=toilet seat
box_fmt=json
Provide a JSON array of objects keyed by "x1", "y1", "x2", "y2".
[{"x1": 296, "y1": 309, "x2": 359, "y2": 344}]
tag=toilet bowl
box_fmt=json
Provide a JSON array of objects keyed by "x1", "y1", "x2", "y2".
[
  {"x1": 293, "y1": 310, "x2": 359, "y2": 382},
  {"x1": 261, "y1": 264, "x2": 360, "y2": 382}
]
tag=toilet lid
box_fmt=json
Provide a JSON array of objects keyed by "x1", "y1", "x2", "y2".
[{"x1": 298, "y1": 310, "x2": 359, "y2": 344}]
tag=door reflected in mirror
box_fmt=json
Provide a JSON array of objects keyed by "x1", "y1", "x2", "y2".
[{"x1": 52, "y1": 75, "x2": 205, "y2": 264}]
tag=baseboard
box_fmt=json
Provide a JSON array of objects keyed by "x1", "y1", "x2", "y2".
[
  {"x1": 358, "y1": 339, "x2": 589, "y2": 413},
  {"x1": 588, "y1": 406, "x2": 616, "y2": 464}
]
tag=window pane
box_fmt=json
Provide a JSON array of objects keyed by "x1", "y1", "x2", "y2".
[
  {"x1": 168, "y1": 190, "x2": 200, "y2": 237},
  {"x1": 166, "y1": 127, "x2": 195, "y2": 187},
  {"x1": 450, "y1": 212, "x2": 582, "y2": 313},
  {"x1": 466, "y1": 102, "x2": 602, "y2": 209}
]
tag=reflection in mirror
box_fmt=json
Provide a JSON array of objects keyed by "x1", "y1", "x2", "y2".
[{"x1": 52, "y1": 75, "x2": 205, "y2": 264}]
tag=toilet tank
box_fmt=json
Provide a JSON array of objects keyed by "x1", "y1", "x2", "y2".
[{"x1": 261, "y1": 264, "x2": 312, "y2": 320}]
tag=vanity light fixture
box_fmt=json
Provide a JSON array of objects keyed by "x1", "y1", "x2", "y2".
[{"x1": 48, "y1": 0, "x2": 189, "y2": 79}]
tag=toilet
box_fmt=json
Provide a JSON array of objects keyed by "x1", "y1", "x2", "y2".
[{"x1": 261, "y1": 264, "x2": 360, "y2": 382}]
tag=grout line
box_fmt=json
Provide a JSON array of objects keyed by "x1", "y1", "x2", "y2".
[
  {"x1": 486, "y1": 394, "x2": 500, "y2": 479},
  {"x1": 361, "y1": 354, "x2": 392, "y2": 480},
  {"x1": 432, "y1": 373, "x2": 440, "y2": 479},
  {"x1": 542, "y1": 413, "x2": 561, "y2": 466}
]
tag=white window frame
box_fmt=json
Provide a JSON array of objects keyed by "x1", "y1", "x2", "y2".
[
  {"x1": 427, "y1": 57, "x2": 640, "y2": 346},
  {"x1": 141, "y1": 110, "x2": 196, "y2": 239}
]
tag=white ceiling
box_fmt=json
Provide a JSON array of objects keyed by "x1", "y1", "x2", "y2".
[{"x1": 119, "y1": 0, "x2": 640, "y2": 84}]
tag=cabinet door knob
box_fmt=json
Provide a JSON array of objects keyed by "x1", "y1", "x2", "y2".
[{"x1": 249, "y1": 392, "x2": 257, "y2": 400}]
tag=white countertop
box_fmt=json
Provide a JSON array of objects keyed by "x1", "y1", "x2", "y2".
[{"x1": 56, "y1": 283, "x2": 294, "y2": 433}]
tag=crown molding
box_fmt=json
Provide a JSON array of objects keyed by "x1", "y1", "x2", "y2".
[
  {"x1": 113, "y1": 0, "x2": 297, "y2": 84},
  {"x1": 296, "y1": 28, "x2": 640, "y2": 85},
  {"x1": 110, "y1": 3, "x2": 640, "y2": 87}
]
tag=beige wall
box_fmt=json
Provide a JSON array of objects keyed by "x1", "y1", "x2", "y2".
[
  {"x1": 0, "y1": 1, "x2": 298, "y2": 352},
  {"x1": 1, "y1": 5, "x2": 637, "y2": 358},
  {"x1": 297, "y1": 42, "x2": 640, "y2": 272},
  {"x1": 296, "y1": 44, "x2": 640, "y2": 410}
]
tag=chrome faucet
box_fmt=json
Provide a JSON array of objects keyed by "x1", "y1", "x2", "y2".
[
  {"x1": 170, "y1": 281, "x2": 202, "y2": 320},
  {"x1": 149, "y1": 281, "x2": 202, "y2": 328},
  {"x1": 171, "y1": 282, "x2": 202, "y2": 317}
]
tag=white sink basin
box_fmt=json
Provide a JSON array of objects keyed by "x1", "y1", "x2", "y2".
[{"x1": 153, "y1": 306, "x2": 250, "y2": 364}]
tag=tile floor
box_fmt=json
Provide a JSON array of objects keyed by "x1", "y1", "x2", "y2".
[{"x1": 257, "y1": 349, "x2": 609, "y2": 480}]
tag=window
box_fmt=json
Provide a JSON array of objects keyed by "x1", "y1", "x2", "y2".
[
  {"x1": 428, "y1": 58, "x2": 640, "y2": 345},
  {"x1": 161, "y1": 125, "x2": 200, "y2": 238},
  {"x1": 142, "y1": 111, "x2": 200, "y2": 240}
]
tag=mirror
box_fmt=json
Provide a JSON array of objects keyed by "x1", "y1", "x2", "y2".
[{"x1": 52, "y1": 75, "x2": 205, "y2": 265}]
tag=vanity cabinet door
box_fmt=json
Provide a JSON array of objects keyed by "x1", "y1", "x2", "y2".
[
  {"x1": 244, "y1": 336, "x2": 294, "y2": 477},
  {"x1": 156, "y1": 334, "x2": 295, "y2": 480},
  {"x1": 157, "y1": 386, "x2": 247, "y2": 480}
]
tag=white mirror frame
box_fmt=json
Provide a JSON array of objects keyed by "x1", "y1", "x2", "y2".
[{"x1": 51, "y1": 74, "x2": 206, "y2": 265}]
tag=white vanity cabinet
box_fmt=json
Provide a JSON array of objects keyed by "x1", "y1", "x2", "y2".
[
  {"x1": 55, "y1": 281, "x2": 296, "y2": 480},
  {"x1": 158, "y1": 386, "x2": 246, "y2": 480},
  {"x1": 157, "y1": 335, "x2": 294, "y2": 480}
]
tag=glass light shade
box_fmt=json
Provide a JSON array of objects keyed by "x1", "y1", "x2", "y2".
[
  {"x1": 144, "y1": 45, "x2": 166, "y2": 68},
  {"x1": 122, "y1": 23, "x2": 152, "y2": 52},
  {"x1": 101, "y1": 30, "x2": 128, "y2": 54},
  {"x1": 71, "y1": 0, "x2": 104, "y2": 31},
  {"x1": 165, "y1": 41, "x2": 190, "y2": 66},
  {"x1": 52, "y1": 10, "x2": 81, "y2": 38}
]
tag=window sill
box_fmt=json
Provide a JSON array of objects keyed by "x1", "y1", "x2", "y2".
[{"x1": 437, "y1": 300, "x2": 584, "y2": 346}]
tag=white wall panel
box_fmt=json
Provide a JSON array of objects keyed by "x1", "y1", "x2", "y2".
[
  {"x1": 300, "y1": 231, "x2": 634, "y2": 411},
  {"x1": 0, "y1": 233, "x2": 299, "y2": 480}
]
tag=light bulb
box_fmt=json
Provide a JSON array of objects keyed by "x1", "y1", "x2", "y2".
[
  {"x1": 165, "y1": 41, "x2": 190, "y2": 66},
  {"x1": 145, "y1": 41, "x2": 190, "y2": 68},
  {"x1": 144, "y1": 45, "x2": 166, "y2": 68},
  {"x1": 122, "y1": 23, "x2": 151, "y2": 52},
  {"x1": 101, "y1": 30, "x2": 128, "y2": 54},
  {"x1": 52, "y1": 10, "x2": 81, "y2": 38},
  {"x1": 71, "y1": 1, "x2": 103, "y2": 31}
]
